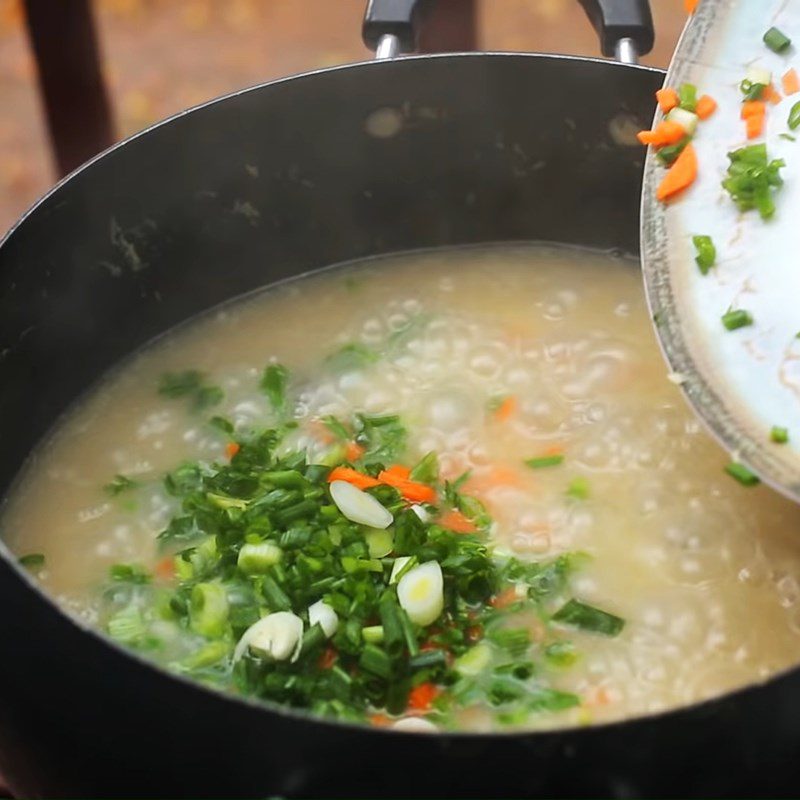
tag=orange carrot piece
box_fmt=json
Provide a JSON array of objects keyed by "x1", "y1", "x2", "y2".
[
  {"x1": 225, "y1": 442, "x2": 240, "y2": 459},
  {"x1": 377, "y1": 470, "x2": 437, "y2": 503},
  {"x1": 493, "y1": 395, "x2": 518, "y2": 422},
  {"x1": 384, "y1": 464, "x2": 411, "y2": 479},
  {"x1": 154, "y1": 556, "x2": 175, "y2": 582},
  {"x1": 746, "y1": 113, "x2": 765, "y2": 139},
  {"x1": 345, "y1": 441, "x2": 365, "y2": 462},
  {"x1": 655, "y1": 87, "x2": 680, "y2": 114},
  {"x1": 490, "y1": 587, "x2": 521, "y2": 609},
  {"x1": 656, "y1": 143, "x2": 698, "y2": 202},
  {"x1": 327, "y1": 466, "x2": 382, "y2": 489},
  {"x1": 407, "y1": 682, "x2": 440, "y2": 711},
  {"x1": 684, "y1": 0, "x2": 699, "y2": 13},
  {"x1": 438, "y1": 509, "x2": 478, "y2": 534},
  {"x1": 369, "y1": 713, "x2": 392, "y2": 727},
  {"x1": 741, "y1": 100, "x2": 766, "y2": 119},
  {"x1": 763, "y1": 83, "x2": 782, "y2": 105},
  {"x1": 637, "y1": 120, "x2": 686, "y2": 147},
  {"x1": 695, "y1": 94, "x2": 718, "y2": 120},
  {"x1": 783, "y1": 68, "x2": 800, "y2": 96},
  {"x1": 318, "y1": 647, "x2": 337, "y2": 670}
]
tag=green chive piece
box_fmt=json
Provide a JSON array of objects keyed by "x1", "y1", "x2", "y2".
[
  {"x1": 789, "y1": 101, "x2": 800, "y2": 130},
  {"x1": 780, "y1": 133, "x2": 797, "y2": 142},
  {"x1": 721, "y1": 308, "x2": 754, "y2": 331},
  {"x1": 725, "y1": 462, "x2": 761, "y2": 487},
  {"x1": 552, "y1": 599, "x2": 625, "y2": 637},
  {"x1": 740, "y1": 79, "x2": 766, "y2": 101},
  {"x1": 524, "y1": 454, "x2": 564, "y2": 469},
  {"x1": 692, "y1": 235, "x2": 716, "y2": 275},
  {"x1": 657, "y1": 137, "x2": 690, "y2": 166},
  {"x1": 764, "y1": 26, "x2": 792, "y2": 53},
  {"x1": 18, "y1": 553, "x2": 45, "y2": 569},
  {"x1": 189, "y1": 582, "x2": 229, "y2": 638},
  {"x1": 678, "y1": 82, "x2": 698, "y2": 111},
  {"x1": 260, "y1": 363, "x2": 289, "y2": 412},
  {"x1": 771, "y1": 426, "x2": 790, "y2": 444},
  {"x1": 237, "y1": 542, "x2": 282, "y2": 574},
  {"x1": 566, "y1": 477, "x2": 590, "y2": 501},
  {"x1": 104, "y1": 474, "x2": 139, "y2": 496},
  {"x1": 362, "y1": 625, "x2": 385, "y2": 644},
  {"x1": 722, "y1": 144, "x2": 785, "y2": 220}
]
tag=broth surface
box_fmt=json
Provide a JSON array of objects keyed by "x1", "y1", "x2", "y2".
[{"x1": 4, "y1": 244, "x2": 800, "y2": 730}]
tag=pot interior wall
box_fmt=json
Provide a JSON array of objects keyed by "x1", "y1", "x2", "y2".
[{"x1": 0, "y1": 54, "x2": 661, "y2": 499}]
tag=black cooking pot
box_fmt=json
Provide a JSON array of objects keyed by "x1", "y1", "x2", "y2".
[{"x1": 1, "y1": 2, "x2": 797, "y2": 797}]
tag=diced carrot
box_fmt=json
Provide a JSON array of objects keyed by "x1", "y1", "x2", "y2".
[
  {"x1": 746, "y1": 113, "x2": 765, "y2": 139},
  {"x1": 438, "y1": 509, "x2": 478, "y2": 534},
  {"x1": 466, "y1": 624, "x2": 483, "y2": 643},
  {"x1": 490, "y1": 587, "x2": 521, "y2": 609},
  {"x1": 318, "y1": 647, "x2": 337, "y2": 670},
  {"x1": 783, "y1": 68, "x2": 800, "y2": 96},
  {"x1": 407, "y1": 682, "x2": 440, "y2": 711},
  {"x1": 308, "y1": 419, "x2": 336, "y2": 445},
  {"x1": 369, "y1": 713, "x2": 392, "y2": 727},
  {"x1": 636, "y1": 120, "x2": 687, "y2": 147},
  {"x1": 345, "y1": 441, "x2": 365, "y2": 462},
  {"x1": 740, "y1": 100, "x2": 766, "y2": 120},
  {"x1": 655, "y1": 87, "x2": 680, "y2": 114},
  {"x1": 327, "y1": 466, "x2": 382, "y2": 489},
  {"x1": 377, "y1": 470, "x2": 437, "y2": 503},
  {"x1": 493, "y1": 395, "x2": 517, "y2": 422},
  {"x1": 383, "y1": 464, "x2": 411, "y2": 479},
  {"x1": 584, "y1": 686, "x2": 613, "y2": 707},
  {"x1": 154, "y1": 555, "x2": 175, "y2": 582},
  {"x1": 463, "y1": 463, "x2": 522, "y2": 496},
  {"x1": 763, "y1": 83, "x2": 782, "y2": 105},
  {"x1": 695, "y1": 94, "x2": 717, "y2": 120},
  {"x1": 225, "y1": 441, "x2": 240, "y2": 459},
  {"x1": 656, "y1": 143, "x2": 698, "y2": 202},
  {"x1": 684, "y1": 0, "x2": 699, "y2": 13}
]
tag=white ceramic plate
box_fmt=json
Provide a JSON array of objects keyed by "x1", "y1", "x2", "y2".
[{"x1": 641, "y1": 0, "x2": 800, "y2": 499}]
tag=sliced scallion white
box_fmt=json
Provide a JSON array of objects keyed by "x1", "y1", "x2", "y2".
[
  {"x1": 666, "y1": 107, "x2": 698, "y2": 135},
  {"x1": 746, "y1": 64, "x2": 772, "y2": 88},
  {"x1": 364, "y1": 527, "x2": 394, "y2": 558},
  {"x1": 329, "y1": 480, "x2": 393, "y2": 529},
  {"x1": 397, "y1": 560, "x2": 444, "y2": 626},
  {"x1": 233, "y1": 611, "x2": 304, "y2": 662},
  {"x1": 392, "y1": 716, "x2": 439, "y2": 733},
  {"x1": 308, "y1": 600, "x2": 338, "y2": 638},
  {"x1": 389, "y1": 555, "x2": 413, "y2": 584},
  {"x1": 454, "y1": 642, "x2": 492, "y2": 677}
]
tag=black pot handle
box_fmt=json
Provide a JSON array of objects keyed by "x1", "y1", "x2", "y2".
[
  {"x1": 362, "y1": 0, "x2": 428, "y2": 56},
  {"x1": 577, "y1": 0, "x2": 654, "y2": 60},
  {"x1": 362, "y1": 0, "x2": 654, "y2": 62}
]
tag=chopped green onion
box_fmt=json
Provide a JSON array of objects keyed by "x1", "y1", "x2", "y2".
[
  {"x1": 722, "y1": 144, "x2": 785, "y2": 220},
  {"x1": 566, "y1": 477, "x2": 590, "y2": 501},
  {"x1": 110, "y1": 563, "x2": 150, "y2": 584},
  {"x1": 721, "y1": 308, "x2": 753, "y2": 331},
  {"x1": 108, "y1": 606, "x2": 147, "y2": 644},
  {"x1": 780, "y1": 133, "x2": 797, "y2": 142},
  {"x1": 678, "y1": 82, "x2": 698, "y2": 111},
  {"x1": 789, "y1": 101, "x2": 800, "y2": 130},
  {"x1": 740, "y1": 80, "x2": 766, "y2": 101},
  {"x1": 364, "y1": 528, "x2": 394, "y2": 558},
  {"x1": 359, "y1": 644, "x2": 393, "y2": 679},
  {"x1": 158, "y1": 370, "x2": 223, "y2": 411},
  {"x1": 260, "y1": 363, "x2": 289, "y2": 412},
  {"x1": 103, "y1": 474, "x2": 139, "y2": 496},
  {"x1": 692, "y1": 235, "x2": 716, "y2": 275},
  {"x1": 764, "y1": 26, "x2": 792, "y2": 53},
  {"x1": 771, "y1": 426, "x2": 790, "y2": 444},
  {"x1": 725, "y1": 462, "x2": 760, "y2": 487},
  {"x1": 409, "y1": 451, "x2": 439, "y2": 483},
  {"x1": 189, "y1": 583, "x2": 229, "y2": 638},
  {"x1": 656, "y1": 137, "x2": 690, "y2": 166},
  {"x1": 18, "y1": 553, "x2": 45, "y2": 569},
  {"x1": 237, "y1": 542, "x2": 282, "y2": 574},
  {"x1": 362, "y1": 625, "x2": 385, "y2": 644},
  {"x1": 524, "y1": 454, "x2": 564, "y2": 469},
  {"x1": 552, "y1": 599, "x2": 625, "y2": 637},
  {"x1": 488, "y1": 627, "x2": 532, "y2": 656},
  {"x1": 180, "y1": 640, "x2": 229, "y2": 670},
  {"x1": 408, "y1": 649, "x2": 448, "y2": 670},
  {"x1": 544, "y1": 640, "x2": 578, "y2": 668}
]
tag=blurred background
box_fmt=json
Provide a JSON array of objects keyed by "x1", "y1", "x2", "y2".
[{"x1": 0, "y1": 0, "x2": 687, "y2": 238}]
